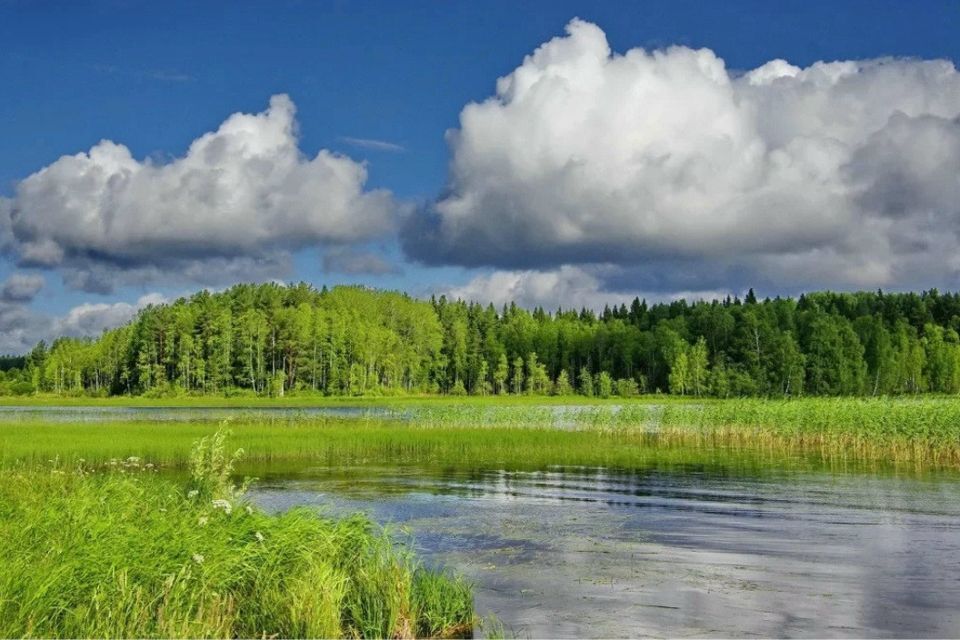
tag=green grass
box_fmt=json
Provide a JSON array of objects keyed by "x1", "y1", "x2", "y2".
[
  {"x1": 0, "y1": 430, "x2": 475, "y2": 638},
  {"x1": 0, "y1": 416, "x2": 743, "y2": 470},
  {"x1": 407, "y1": 399, "x2": 960, "y2": 468},
  {"x1": 656, "y1": 397, "x2": 960, "y2": 468},
  {"x1": 2, "y1": 397, "x2": 958, "y2": 636},
  {"x1": 2, "y1": 397, "x2": 959, "y2": 473}
]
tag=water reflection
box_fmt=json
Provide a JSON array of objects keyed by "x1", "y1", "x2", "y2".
[{"x1": 251, "y1": 466, "x2": 960, "y2": 638}]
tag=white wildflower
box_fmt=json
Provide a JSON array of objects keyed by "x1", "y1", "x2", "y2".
[
  {"x1": 198, "y1": 516, "x2": 209, "y2": 527},
  {"x1": 245, "y1": 505, "x2": 254, "y2": 515},
  {"x1": 192, "y1": 553, "x2": 205, "y2": 564},
  {"x1": 255, "y1": 531, "x2": 265, "y2": 543},
  {"x1": 187, "y1": 490, "x2": 199, "y2": 499},
  {"x1": 212, "y1": 499, "x2": 232, "y2": 514}
]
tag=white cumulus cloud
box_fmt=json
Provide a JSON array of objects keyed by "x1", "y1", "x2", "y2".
[
  {"x1": 405, "y1": 19, "x2": 960, "y2": 294},
  {"x1": 52, "y1": 293, "x2": 167, "y2": 338},
  {"x1": 442, "y1": 265, "x2": 728, "y2": 311},
  {"x1": 7, "y1": 95, "x2": 396, "y2": 292}
]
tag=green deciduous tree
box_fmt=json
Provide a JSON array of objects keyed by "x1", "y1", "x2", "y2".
[
  {"x1": 554, "y1": 369, "x2": 572, "y2": 396},
  {"x1": 669, "y1": 351, "x2": 689, "y2": 396},
  {"x1": 578, "y1": 367, "x2": 594, "y2": 397},
  {"x1": 11, "y1": 283, "x2": 960, "y2": 401}
]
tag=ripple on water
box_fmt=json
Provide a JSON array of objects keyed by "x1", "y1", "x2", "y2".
[{"x1": 251, "y1": 465, "x2": 960, "y2": 639}]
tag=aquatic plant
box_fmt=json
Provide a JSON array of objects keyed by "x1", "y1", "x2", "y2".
[
  {"x1": 1, "y1": 396, "x2": 959, "y2": 475},
  {"x1": 655, "y1": 398, "x2": 960, "y2": 468},
  {"x1": 399, "y1": 399, "x2": 960, "y2": 469},
  {"x1": 0, "y1": 430, "x2": 475, "y2": 638}
]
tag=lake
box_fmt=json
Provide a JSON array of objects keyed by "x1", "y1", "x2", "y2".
[
  {"x1": 251, "y1": 463, "x2": 960, "y2": 638},
  {"x1": 4, "y1": 404, "x2": 959, "y2": 637}
]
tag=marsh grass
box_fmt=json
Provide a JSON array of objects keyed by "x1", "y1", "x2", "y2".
[
  {"x1": 655, "y1": 398, "x2": 960, "y2": 469},
  {"x1": 0, "y1": 429, "x2": 475, "y2": 638},
  {"x1": 0, "y1": 416, "x2": 813, "y2": 474},
  {"x1": 1, "y1": 397, "x2": 958, "y2": 475},
  {"x1": 405, "y1": 399, "x2": 960, "y2": 469},
  {"x1": 0, "y1": 422, "x2": 951, "y2": 479},
  {"x1": 0, "y1": 399, "x2": 955, "y2": 636}
]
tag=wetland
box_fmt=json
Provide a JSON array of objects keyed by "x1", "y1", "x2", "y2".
[{"x1": 1, "y1": 399, "x2": 959, "y2": 638}]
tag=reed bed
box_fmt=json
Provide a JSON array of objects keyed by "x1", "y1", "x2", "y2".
[
  {"x1": 655, "y1": 398, "x2": 960, "y2": 469},
  {"x1": 0, "y1": 417, "x2": 737, "y2": 471},
  {"x1": 406, "y1": 399, "x2": 960, "y2": 467},
  {"x1": 1, "y1": 408, "x2": 957, "y2": 475},
  {"x1": 1, "y1": 398, "x2": 954, "y2": 637}
]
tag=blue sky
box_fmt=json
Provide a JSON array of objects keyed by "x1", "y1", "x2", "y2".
[{"x1": 1, "y1": 1, "x2": 959, "y2": 352}]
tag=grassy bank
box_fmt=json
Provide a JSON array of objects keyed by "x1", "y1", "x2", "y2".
[{"x1": 0, "y1": 431, "x2": 474, "y2": 638}]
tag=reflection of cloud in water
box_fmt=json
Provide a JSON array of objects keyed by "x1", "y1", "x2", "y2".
[{"x1": 252, "y1": 466, "x2": 960, "y2": 638}]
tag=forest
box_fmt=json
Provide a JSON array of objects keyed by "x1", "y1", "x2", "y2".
[{"x1": 2, "y1": 282, "x2": 960, "y2": 398}]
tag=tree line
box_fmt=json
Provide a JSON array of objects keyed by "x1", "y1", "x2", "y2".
[{"x1": 3, "y1": 283, "x2": 960, "y2": 398}]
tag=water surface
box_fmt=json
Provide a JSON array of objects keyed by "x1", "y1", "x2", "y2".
[
  {"x1": 6, "y1": 404, "x2": 957, "y2": 636},
  {"x1": 0, "y1": 405, "x2": 380, "y2": 422},
  {"x1": 251, "y1": 464, "x2": 960, "y2": 638}
]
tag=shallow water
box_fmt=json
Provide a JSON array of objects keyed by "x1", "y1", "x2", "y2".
[
  {"x1": 0, "y1": 405, "x2": 379, "y2": 421},
  {"x1": 0, "y1": 403, "x2": 659, "y2": 425},
  {"x1": 251, "y1": 464, "x2": 960, "y2": 638}
]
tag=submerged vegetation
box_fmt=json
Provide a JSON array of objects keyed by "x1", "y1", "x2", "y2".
[
  {"x1": 0, "y1": 429, "x2": 475, "y2": 638},
  {"x1": 5, "y1": 283, "x2": 960, "y2": 399}
]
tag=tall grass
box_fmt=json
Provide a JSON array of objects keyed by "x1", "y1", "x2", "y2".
[
  {"x1": 1, "y1": 397, "x2": 959, "y2": 474},
  {"x1": 0, "y1": 417, "x2": 728, "y2": 472},
  {"x1": 0, "y1": 429, "x2": 474, "y2": 638},
  {"x1": 0, "y1": 418, "x2": 954, "y2": 477},
  {"x1": 402, "y1": 399, "x2": 960, "y2": 469},
  {"x1": 656, "y1": 398, "x2": 960, "y2": 469}
]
